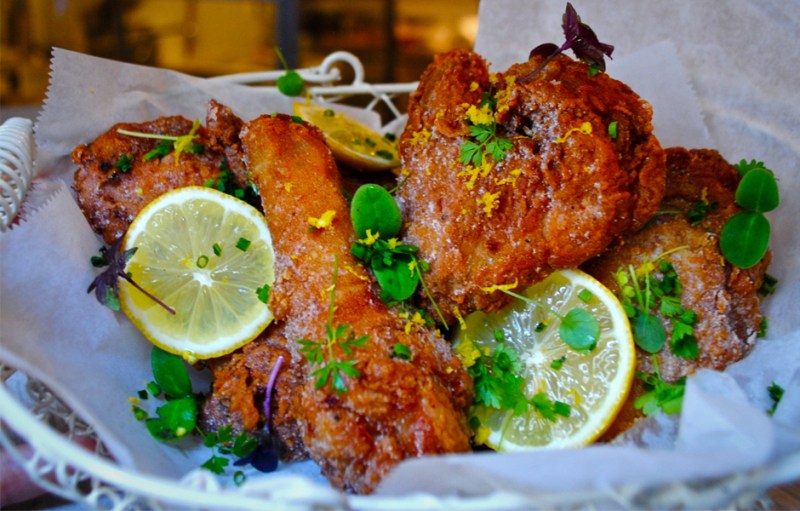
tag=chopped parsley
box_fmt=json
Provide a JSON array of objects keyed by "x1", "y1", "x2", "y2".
[
  {"x1": 634, "y1": 355, "x2": 685, "y2": 416},
  {"x1": 767, "y1": 382, "x2": 784, "y2": 416}
]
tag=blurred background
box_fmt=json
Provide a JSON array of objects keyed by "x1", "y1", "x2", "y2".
[{"x1": 0, "y1": 0, "x2": 480, "y2": 109}]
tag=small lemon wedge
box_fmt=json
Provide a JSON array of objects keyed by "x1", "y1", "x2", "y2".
[
  {"x1": 455, "y1": 269, "x2": 635, "y2": 450},
  {"x1": 294, "y1": 102, "x2": 400, "y2": 172},
  {"x1": 119, "y1": 186, "x2": 275, "y2": 363}
]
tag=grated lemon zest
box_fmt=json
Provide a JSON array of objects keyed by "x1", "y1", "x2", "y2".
[
  {"x1": 477, "y1": 190, "x2": 501, "y2": 217},
  {"x1": 480, "y1": 279, "x2": 519, "y2": 293},
  {"x1": 454, "y1": 338, "x2": 481, "y2": 368},
  {"x1": 556, "y1": 122, "x2": 593, "y2": 144},
  {"x1": 308, "y1": 209, "x2": 336, "y2": 230}
]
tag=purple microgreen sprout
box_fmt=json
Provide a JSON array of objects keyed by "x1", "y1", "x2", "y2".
[
  {"x1": 523, "y1": 2, "x2": 614, "y2": 82},
  {"x1": 88, "y1": 237, "x2": 176, "y2": 315},
  {"x1": 233, "y1": 354, "x2": 284, "y2": 473}
]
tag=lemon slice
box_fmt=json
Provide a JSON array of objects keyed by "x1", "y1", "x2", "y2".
[
  {"x1": 119, "y1": 186, "x2": 275, "y2": 363},
  {"x1": 294, "y1": 102, "x2": 400, "y2": 172},
  {"x1": 455, "y1": 269, "x2": 634, "y2": 450}
]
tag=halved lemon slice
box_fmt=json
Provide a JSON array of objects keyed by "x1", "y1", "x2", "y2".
[
  {"x1": 119, "y1": 186, "x2": 275, "y2": 363},
  {"x1": 455, "y1": 269, "x2": 634, "y2": 450},
  {"x1": 294, "y1": 102, "x2": 400, "y2": 172}
]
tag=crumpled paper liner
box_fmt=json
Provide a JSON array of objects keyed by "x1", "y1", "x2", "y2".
[{"x1": 1, "y1": 0, "x2": 799, "y2": 505}]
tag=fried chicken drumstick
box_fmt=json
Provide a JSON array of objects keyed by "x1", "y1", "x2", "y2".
[
  {"x1": 200, "y1": 114, "x2": 473, "y2": 493},
  {"x1": 395, "y1": 49, "x2": 666, "y2": 324}
]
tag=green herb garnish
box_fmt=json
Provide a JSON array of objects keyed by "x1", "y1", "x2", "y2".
[
  {"x1": 767, "y1": 382, "x2": 784, "y2": 416},
  {"x1": 501, "y1": 289, "x2": 599, "y2": 351},
  {"x1": 298, "y1": 258, "x2": 368, "y2": 394},
  {"x1": 275, "y1": 46, "x2": 304, "y2": 97},
  {"x1": 114, "y1": 154, "x2": 133, "y2": 172},
  {"x1": 721, "y1": 159, "x2": 779, "y2": 268},
  {"x1": 392, "y1": 343, "x2": 413, "y2": 361},
  {"x1": 256, "y1": 284, "x2": 270, "y2": 304},
  {"x1": 119, "y1": 119, "x2": 204, "y2": 161},
  {"x1": 634, "y1": 355, "x2": 685, "y2": 416},
  {"x1": 460, "y1": 116, "x2": 513, "y2": 167},
  {"x1": 613, "y1": 249, "x2": 698, "y2": 359}
]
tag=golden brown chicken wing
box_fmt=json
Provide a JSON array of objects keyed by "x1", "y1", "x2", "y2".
[
  {"x1": 72, "y1": 100, "x2": 250, "y2": 244},
  {"x1": 200, "y1": 114, "x2": 473, "y2": 493},
  {"x1": 395, "y1": 49, "x2": 665, "y2": 324},
  {"x1": 583, "y1": 147, "x2": 771, "y2": 438}
]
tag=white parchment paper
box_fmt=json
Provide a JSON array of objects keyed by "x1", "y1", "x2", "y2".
[{"x1": 1, "y1": 0, "x2": 798, "y2": 506}]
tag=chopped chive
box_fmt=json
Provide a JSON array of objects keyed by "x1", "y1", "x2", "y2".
[
  {"x1": 256, "y1": 284, "x2": 270, "y2": 304},
  {"x1": 493, "y1": 329, "x2": 506, "y2": 342},
  {"x1": 212, "y1": 243, "x2": 222, "y2": 256},
  {"x1": 608, "y1": 121, "x2": 618, "y2": 140},
  {"x1": 578, "y1": 288, "x2": 593, "y2": 303},
  {"x1": 550, "y1": 356, "x2": 566, "y2": 370},
  {"x1": 196, "y1": 255, "x2": 209, "y2": 268},
  {"x1": 392, "y1": 343, "x2": 413, "y2": 361},
  {"x1": 236, "y1": 237, "x2": 251, "y2": 252},
  {"x1": 535, "y1": 322, "x2": 547, "y2": 332}
]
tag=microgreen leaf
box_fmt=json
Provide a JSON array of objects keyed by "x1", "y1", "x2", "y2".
[
  {"x1": 275, "y1": 47, "x2": 305, "y2": 97},
  {"x1": 525, "y1": 2, "x2": 613, "y2": 81},
  {"x1": 151, "y1": 346, "x2": 193, "y2": 399},
  {"x1": 631, "y1": 312, "x2": 666, "y2": 353},
  {"x1": 350, "y1": 183, "x2": 402, "y2": 239},
  {"x1": 634, "y1": 356, "x2": 685, "y2": 416},
  {"x1": 720, "y1": 211, "x2": 770, "y2": 269},
  {"x1": 145, "y1": 397, "x2": 197, "y2": 442},
  {"x1": 767, "y1": 382, "x2": 784, "y2": 416},
  {"x1": 736, "y1": 167, "x2": 779, "y2": 213},
  {"x1": 560, "y1": 308, "x2": 599, "y2": 351}
]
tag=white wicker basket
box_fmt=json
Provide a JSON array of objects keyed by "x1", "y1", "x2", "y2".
[{"x1": 0, "y1": 52, "x2": 788, "y2": 511}]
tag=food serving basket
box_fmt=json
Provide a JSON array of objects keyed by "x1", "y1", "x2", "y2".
[{"x1": 0, "y1": 52, "x2": 788, "y2": 511}]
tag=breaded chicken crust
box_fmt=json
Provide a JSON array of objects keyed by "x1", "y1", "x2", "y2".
[
  {"x1": 395, "y1": 49, "x2": 665, "y2": 324},
  {"x1": 200, "y1": 115, "x2": 473, "y2": 494},
  {"x1": 583, "y1": 147, "x2": 771, "y2": 439},
  {"x1": 72, "y1": 100, "x2": 248, "y2": 244}
]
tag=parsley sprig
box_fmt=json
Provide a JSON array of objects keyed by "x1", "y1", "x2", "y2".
[
  {"x1": 298, "y1": 258, "x2": 369, "y2": 394},
  {"x1": 634, "y1": 355, "x2": 685, "y2": 416},
  {"x1": 460, "y1": 96, "x2": 513, "y2": 167},
  {"x1": 466, "y1": 342, "x2": 570, "y2": 421}
]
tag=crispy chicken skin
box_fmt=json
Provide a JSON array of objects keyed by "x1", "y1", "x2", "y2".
[
  {"x1": 72, "y1": 100, "x2": 247, "y2": 244},
  {"x1": 583, "y1": 148, "x2": 771, "y2": 439},
  {"x1": 395, "y1": 49, "x2": 665, "y2": 324},
  {"x1": 200, "y1": 115, "x2": 473, "y2": 494}
]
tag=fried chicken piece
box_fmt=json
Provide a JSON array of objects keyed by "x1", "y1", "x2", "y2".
[
  {"x1": 395, "y1": 49, "x2": 665, "y2": 324},
  {"x1": 583, "y1": 148, "x2": 771, "y2": 439},
  {"x1": 200, "y1": 115, "x2": 473, "y2": 494},
  {"x1": 72, "y1": 100, "x2": 248, "y2": 244}
]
